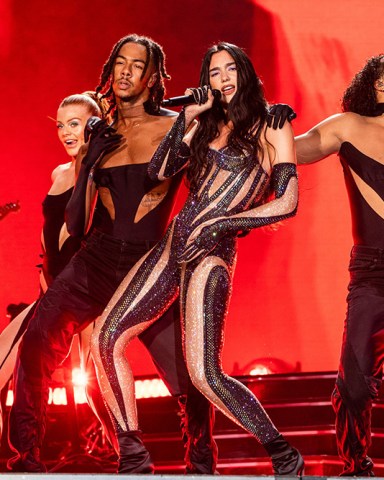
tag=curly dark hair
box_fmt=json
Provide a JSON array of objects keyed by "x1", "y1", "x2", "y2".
[
  {"x1": 188, "y1": 42, "x2": 268, "y2": 190},
  {"x1": 95, "y1": 34, "x2": 170, "y2": 117},
  {"x1": 342, "y1": 54, "x2": 384, "y2": 115}
]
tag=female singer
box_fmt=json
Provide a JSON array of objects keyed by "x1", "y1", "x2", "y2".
[{"x1": 91, "y1": 42, "x2": 303, "y2": 475}]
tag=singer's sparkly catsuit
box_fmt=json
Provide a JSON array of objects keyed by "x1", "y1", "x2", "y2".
[{"x1": 92, "y1": 111, "x2": 298, "y2": 444}]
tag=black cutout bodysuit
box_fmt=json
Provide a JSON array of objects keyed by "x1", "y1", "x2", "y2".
[
  {"x1": 41, "y1": 188, "x2": 81, "y2": 282},
  {"x1": 339, "y1": 141, "x2": 384, "y2": 248},
  {"x1": 93, "y1": 164, "x2": 183, "y2": 242}
]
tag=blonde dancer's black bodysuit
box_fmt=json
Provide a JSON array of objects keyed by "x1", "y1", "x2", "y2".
[{"x1": 92, "y1": 111, "x2": 298, "y2": 445}]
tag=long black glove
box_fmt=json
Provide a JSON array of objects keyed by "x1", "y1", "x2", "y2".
[
  {"x1": 81, "y1": 120, "x2": 122, "y2": 168},
  {"x1": 189, "y1": 85, "x2": 211, "y2": 104},
  {"x1": 65, "y1": 120, "x2": 122, "y2": 237},
  {"x1": 179, "y1": 163, "x2": 298, "y2": 264},
  {"x1": 267, "y1": 104, "x2": 297, "y2": 129}
]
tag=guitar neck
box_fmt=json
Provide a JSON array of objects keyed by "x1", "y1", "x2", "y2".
[{"x1": 0, "y1": 201, "x2": 20, "y2": 220}]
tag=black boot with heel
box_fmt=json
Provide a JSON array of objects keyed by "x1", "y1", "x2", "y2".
[
  {"x1": 264, "y1": 434, "x2": 304, "y2": 476},
  {"x1": 7, "y1": 447, "x2": 47, "y2": 473},
  {"x1": 178, "y1": 391, "x2": 218, "y2": 474},
  {"x1": 117, "y1": 430, "x2": 154, "y2": 474}
]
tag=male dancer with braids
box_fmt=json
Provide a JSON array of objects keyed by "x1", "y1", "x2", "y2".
[
  {"x1": 8, "y1": 34, "x2": 217, "y2": 474},
  {"x1": 274, "y1": 54, "x2": 384, "y2": 476}
]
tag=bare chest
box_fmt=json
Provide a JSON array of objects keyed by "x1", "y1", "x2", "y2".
[{"x1": 102, "y1": 118, "x2": 173, "y2": 167}]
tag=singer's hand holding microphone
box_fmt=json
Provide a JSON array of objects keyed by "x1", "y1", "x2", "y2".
[
  {"x1": 82, "y1": 117, "x2": 123, "y2": 169},
  {"x1": 161, "y1": 85, "x2": 221, "y2": 108}
]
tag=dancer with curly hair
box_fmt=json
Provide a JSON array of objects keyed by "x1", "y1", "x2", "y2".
[{"x1": 275, "y1": 54, "x2": 384, "y2": 476}]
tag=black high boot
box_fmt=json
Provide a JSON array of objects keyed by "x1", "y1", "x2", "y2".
[
  {"x1": 117, "y1": 430, "x2": 154, "y2": 474},
  {"x1": 264, "y1": 434, "x2": 304, "y2": 476},
  {"x1": 340, "y1": 456, "x2": 375, "y2": 477},
  {"x1": 178, "y1": 388, "x2": 218, "y2": 474},
  {"x1": 7, "y1": 447, "x2": 47, "y2": 473}
]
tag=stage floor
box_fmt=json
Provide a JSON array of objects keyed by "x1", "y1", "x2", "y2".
[
  {"x1": 1, "y1": 372, "x2": 383, "y2": 477},
  {"x1": 0, "y1": 475, "x2": 380, "y2": 479}
]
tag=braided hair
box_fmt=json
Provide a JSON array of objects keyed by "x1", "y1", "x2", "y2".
[
  {"x1": 96, "y1": 34, "x2": 170, "y2": 117},
  {"x1": 342, "y1": 54, "x2": 384, "y2": 116}
]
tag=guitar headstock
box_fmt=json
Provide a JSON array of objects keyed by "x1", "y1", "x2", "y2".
[{"x1": 0, "y1": 201, "x2": 21, "y2": 220}]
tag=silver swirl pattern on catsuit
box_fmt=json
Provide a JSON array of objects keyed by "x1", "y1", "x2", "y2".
[{"x1": 96, "y1": 113, "x2": 297, "y2": 441}]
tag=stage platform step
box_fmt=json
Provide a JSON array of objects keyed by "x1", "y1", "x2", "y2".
[
  {"x1": 0, "y1": 476, "x2": 384, "y2": 480},
  {"x1": 1, "y1": 371, "x2": 384, "y2": 475}
]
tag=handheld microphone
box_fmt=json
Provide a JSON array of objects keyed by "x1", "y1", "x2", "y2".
[
  {"x1": 161, "y1": 89, "x2": 221, "y2": 107},
  {"x1": 84, "y1": 116, "x2": 102, "y2": 143}
]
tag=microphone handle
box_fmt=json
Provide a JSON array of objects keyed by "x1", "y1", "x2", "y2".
[
  {"x1": 161, "y1": 89, "x2": 221, "y2": 108},
  {"x1": 161, "y1": 94, "x2": 195, "y2": 107}
]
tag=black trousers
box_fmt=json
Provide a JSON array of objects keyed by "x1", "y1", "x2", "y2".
[
  {"x1": 332, "y1": 245, "x2": 384, "y2": 475},
  {"x1": 9, "y1": 229, "x2": 215, "y2": 471}
]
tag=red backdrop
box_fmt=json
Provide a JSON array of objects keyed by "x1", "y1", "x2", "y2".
[{"x1": 1, "y1": 0, "x2": 383, "y2": 375}]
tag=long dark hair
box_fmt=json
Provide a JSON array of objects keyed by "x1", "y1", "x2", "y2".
[
  {"x1": 188, "y1": 42, "x2": 268, "y2": 190},
  {"x1": 95, "y1": 34, "x2": 170, "y2": 117},
  {"x1": 342, "y1": 54, "x2": 384, "y2": 115}
]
